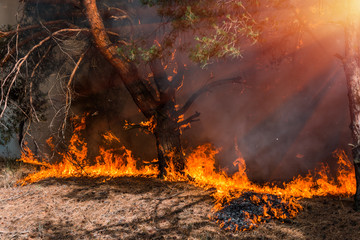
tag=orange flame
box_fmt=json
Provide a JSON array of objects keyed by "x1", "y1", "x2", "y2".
[
  {"x1": 124, "y1": 116, "x2": 156, "y2": 133},
  {"x1": 18, "y1": 116, "x2": 159, "y2": 185},
  {"x1": 181, "y1": 145, "x2": 355, "y2": 211},
  {"x1": 17, "y1": 116, "x2": 356, "y2": 231}
]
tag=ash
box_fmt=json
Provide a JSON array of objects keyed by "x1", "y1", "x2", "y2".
[{"x1": 212, "y1": 192, "x2": 298, "y2": 231}]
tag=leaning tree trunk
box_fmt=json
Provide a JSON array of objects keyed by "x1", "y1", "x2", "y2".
[{"x1": 343, "y1": 8, "x2": 360, "y2": 210}]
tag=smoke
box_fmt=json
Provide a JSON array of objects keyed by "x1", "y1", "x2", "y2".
[
  {"x1": 0, "y1": 0, "x2": 19, "y2": 26},
  {"x1": 5, "y1": 0, "x2": 352, "y2": 182},
  {"x1": 182, "y1": 27, "x2": 350, "y2": 181}
]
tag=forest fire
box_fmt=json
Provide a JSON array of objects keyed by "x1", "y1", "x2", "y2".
[
  {"x1": 18, "y1": 116, "x2": 159, "y2": 183},
  {"x1": 16, "y1": 116, "x2": 356, "y2": 231},
  {"x1": 1, "y1": 1, "x2": 360, "y2": 238}
]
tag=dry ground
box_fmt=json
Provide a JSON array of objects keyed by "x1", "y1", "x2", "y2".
[{"x1": 1, "y1": 162, "x2": 360, "y2": 240}]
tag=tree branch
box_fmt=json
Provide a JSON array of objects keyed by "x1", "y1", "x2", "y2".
[
  {"x1": 0, "y1": 20, "x2": 69, "y2": 39},
  {"x1": 177, "y1": 76, "x2": 244, "y2": 116},
  {"x1": 61, "y1": 49, "x2": 88, "y2": 136},
  {"x1": 123, "y1": 117, "x2": 156, "y2": 134},
  {"x1": 31, "y1": 45, "x2": 53, "y2": 77},
  {"x1": 0, "y1": 28, "x2": 87, "y2": 119},
  {"x1": 177, "y1": 111, "x2": 200, "y2": 128},
  {"x1": 1, "y1": 32, "x2": 45, "y2": 66}
]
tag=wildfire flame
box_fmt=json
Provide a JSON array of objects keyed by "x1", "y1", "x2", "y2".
[
  {"x1": 17, "y1": 116, "x2": 356, "y2": 231},
  {"x1": 18, "y1": 116, "x2": 159, "y2": 184}
]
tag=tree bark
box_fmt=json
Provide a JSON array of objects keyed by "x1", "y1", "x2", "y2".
[
  {"x1": 83, "y1": 0, "x2": 185, "y2": 177},
  {"x1": 150, "y1": 58, "x2": 185, "y2": 177},
  {"x1": 154, "y1": 107, "x2": 184, "y2": 177},
  {"x1": 343, "y1": 58, "x2": 360, "y2": 210},
  {"x1": 343, "y1": 6, "x2": 360, "y2": 210}
]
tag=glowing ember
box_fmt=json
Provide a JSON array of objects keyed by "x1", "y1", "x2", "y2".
[
  {"x1": 17, "y1": 116, "x2": 356, "y2": 231},
  {"x1": 213, "y1": 192, "x2": 296, "y2": 231}
]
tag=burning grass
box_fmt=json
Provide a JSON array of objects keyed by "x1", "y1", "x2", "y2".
[{"x1": 17, "y1": 116, "x2": 356, "y2": 232}]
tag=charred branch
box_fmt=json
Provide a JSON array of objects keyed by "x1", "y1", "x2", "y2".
[
  {"x1": 177, "y1": 111, "x2": 200, "y2": 128},
  {"x1": 123, "y1": 123, "x2": 145, "y2": 130},
  {"x1": 177, "y1": 76, "x2": 244, "y2": 116},
  {"x1": 123, "y1": 123, "x2": 152, "y2": 133}
]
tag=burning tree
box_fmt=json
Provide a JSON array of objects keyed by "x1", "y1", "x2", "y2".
[
  {"x1": 1, "y1": 1, "x2": 359, "y2": 232},
  {"x1": 0, "y1": 0, "x2": 257, "y2": 176},
  {"x1": 340, "y1": 0, "x2": 360, "y2": 211}
]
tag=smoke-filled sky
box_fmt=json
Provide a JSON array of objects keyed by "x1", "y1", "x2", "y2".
[{"x1": 182, "y1": 21, "x2": 350, "y2": 181}]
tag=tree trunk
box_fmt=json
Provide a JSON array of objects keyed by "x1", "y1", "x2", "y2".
[
  {"x1": 344, "y1": 61, "x2": 360, "y2": 210},
  {"x1": 351, "y1": 146, "x2": 360, "y2": 210},
  {"x1": 343, "y1": 7, "x2": 360, "y2": 210},
  {"x1": 154, "y1": 100, "x2": 184, "y2": 178},
  {"x1": 154, "y1": 117, "x2": 184, "y2": 178}
]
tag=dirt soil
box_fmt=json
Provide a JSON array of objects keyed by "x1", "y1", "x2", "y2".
[{"x1": 1, "y1": 167, "x2": 360, "y2": 239}]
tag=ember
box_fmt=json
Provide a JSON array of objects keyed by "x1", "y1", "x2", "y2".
[{"x1": 212, "y1": 192, "x2": 299, "y2": 231}]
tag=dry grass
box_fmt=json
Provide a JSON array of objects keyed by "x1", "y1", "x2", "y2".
[
  {"x1": 0, "y1": 158, "x2": 34, "y2": 188},
  {"x1": 0, "y1": 165, "x2": 360, "y2": 239}
]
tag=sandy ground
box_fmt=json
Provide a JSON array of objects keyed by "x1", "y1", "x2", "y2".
[{"x1": 1, "y1": 166, "x2": 360, "y2": 239}]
